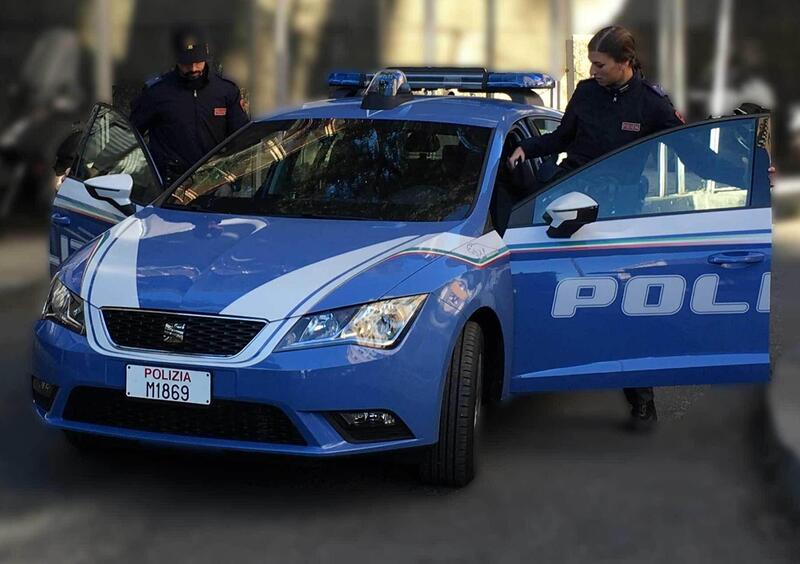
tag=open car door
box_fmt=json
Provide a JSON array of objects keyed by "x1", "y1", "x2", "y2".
[
  {"x1": 50, "y1": 103, "x2": 162, "y2": 275},
  {"x1": 504, "y1": 114, "x2": 772, "y2": 392}
]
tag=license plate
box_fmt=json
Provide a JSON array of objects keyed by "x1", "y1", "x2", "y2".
[{"x1": 126, "y1": 364, "x2": 211, "y2": 405}]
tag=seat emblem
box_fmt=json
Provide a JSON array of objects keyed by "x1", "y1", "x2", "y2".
[{"x1": 163, "y1": 322, "x2": 186, "y2": 344}]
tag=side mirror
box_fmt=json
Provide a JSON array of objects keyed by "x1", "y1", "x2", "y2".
[
  {"x1": 543, "y1": 192, "x2": 599, "y2": 238},
  {"x1": 85, "y1": 174, "x2": 133, "y2": 208}
]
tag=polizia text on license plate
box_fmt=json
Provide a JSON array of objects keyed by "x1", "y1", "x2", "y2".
[{"x1": 126, "y1": 365, "x2": 211, "y2": 405}]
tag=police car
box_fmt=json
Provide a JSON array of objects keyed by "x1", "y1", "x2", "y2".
[{"x1": 35, "y1": 68, "x2": 772, "y2": 486}]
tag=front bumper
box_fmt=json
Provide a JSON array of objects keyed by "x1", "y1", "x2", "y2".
[{"x1": 31, "y1": 297, "x2": 460, "y2": 456}]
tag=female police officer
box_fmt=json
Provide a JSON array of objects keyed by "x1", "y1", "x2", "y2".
[{"x1": 508, "y1": 25, "x2": 685, "y2": 431}]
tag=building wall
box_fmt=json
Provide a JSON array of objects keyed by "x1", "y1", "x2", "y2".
[{"x1": 0, "y1": 0, "x2": 611, "y2": 117}]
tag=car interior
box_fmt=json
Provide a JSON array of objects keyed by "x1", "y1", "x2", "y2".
[{"x1": 489, "y1": 123, "x2": 557, "y2": 235}]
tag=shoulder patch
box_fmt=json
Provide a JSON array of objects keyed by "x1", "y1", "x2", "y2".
[
  {"x1": 143, "y1": 73, "x2": 166, "y2": 89},
  {"x1": 643, "y1": 81, "x2": 668, "y2": 97}
]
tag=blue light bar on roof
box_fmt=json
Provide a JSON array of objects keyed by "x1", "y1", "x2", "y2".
[
  {"x1": 327, "y1": 68, "x2": 556, "y2": 92},
  {"x1": 486, "y1": 72, "x2": 556, "y2": 90},
  {"x1": 393, "y1": 68, "x2": 486, "y2": 90},
  {"x1": 328, "y1": 72, "x2": 368, "y2": 88}
]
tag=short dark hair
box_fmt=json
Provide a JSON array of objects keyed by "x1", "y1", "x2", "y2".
[{"x1": 588, "y1": 26, "x2": 640, "y2": 72}]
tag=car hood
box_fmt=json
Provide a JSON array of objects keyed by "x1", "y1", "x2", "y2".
[{"x1": 64, "y1": 207, "x2": 482, "y2": 320}]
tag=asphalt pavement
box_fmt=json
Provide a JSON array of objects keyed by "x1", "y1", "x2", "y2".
[
  {"x1": 0, "y1": 238, "x2": 798, "y2": 563},
  {"x1": 0, "y1": 232, "x2": 47, "y2": 294},
  {"x1": 765, "y1": 216, "x2": 800, "y2": 517}
]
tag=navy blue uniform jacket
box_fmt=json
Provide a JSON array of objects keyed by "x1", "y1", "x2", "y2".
[
  {"x1": 130, "y1": 67, "x2": 249, "y2": 184},
  {"x1": 521, "y1": 75, "x2": 684, "y2": 171}
]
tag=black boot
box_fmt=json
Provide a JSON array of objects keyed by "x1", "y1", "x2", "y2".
[{"x1": 626, "y1": 400, "x2": 658, "y2": 432}]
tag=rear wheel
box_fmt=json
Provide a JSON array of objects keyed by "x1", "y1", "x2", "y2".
[{"x1": 419, "y1": 321, "x2": 484, "y2": 487}]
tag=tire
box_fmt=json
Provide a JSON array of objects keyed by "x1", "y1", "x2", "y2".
[{"x1": 419, "y1": 321, "x2": 484, "y2": 487}]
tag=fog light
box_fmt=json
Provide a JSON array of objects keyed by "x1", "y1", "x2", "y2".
[
  {"x1": 32, "y1": 376, "x2": 59, "y2": 412},
  {"x1": 340, "y1": 411, "x2": 397, "y2": 427},
  {"x1": 326, "y1": 410, "x2": 413, "y2": 443}
]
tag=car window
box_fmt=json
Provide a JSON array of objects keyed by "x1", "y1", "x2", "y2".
[
  {"x1": 530, "y1": 118, "x2": 560, "y2": 135},
  {"x1": 163, "y1": 118, "x2": 491, "y2": 222},
  {"x1": 529, "y1": 118, "x2": 756, "y2": 224},
  {"x1": 72, "y1": 106, "x2": 161, "y2": 205},
  {"x1": 528, "y1": 117, "x2": 566, "y2": 166}
]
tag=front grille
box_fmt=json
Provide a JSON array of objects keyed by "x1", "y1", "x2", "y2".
[
  {"x1": 102, "y1": 308, "x2": 265, "y2": 356},
  {"x1": 63, "y1": 386, "x2": 306, "y2": 445}
]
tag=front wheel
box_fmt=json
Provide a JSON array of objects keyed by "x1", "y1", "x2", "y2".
[{"x1": 419, "y1": 321, "x2": 484, "y2": 487}]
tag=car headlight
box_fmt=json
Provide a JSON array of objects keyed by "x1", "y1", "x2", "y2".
[
  {"x1": 276, "y1": 294, "x2": 427, "y2": 351},
  {"x1": 42, "y1": 277, "x2": 85, "y2": 334}
]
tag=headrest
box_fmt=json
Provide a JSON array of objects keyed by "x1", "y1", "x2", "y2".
[{"x1": 405, "y1": 131, "x2": 441, "y2": 153}]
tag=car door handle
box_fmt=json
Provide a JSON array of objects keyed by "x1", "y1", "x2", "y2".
[
  {"x1": 708, "y1": 251, "x2": 765, "y2": 266},
  {"x1": 51, "y1": 213, "x2": 71, "y2": 226}
]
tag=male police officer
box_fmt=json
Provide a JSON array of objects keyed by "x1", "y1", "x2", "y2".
[{"x1": 130, "y1": 27, "x2": 249, "y2": 186}]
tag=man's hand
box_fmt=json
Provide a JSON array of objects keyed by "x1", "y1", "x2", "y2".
[
  {"x1": 507, "y1": 146, "x2": 526, "y2": 170},
  {"x1": 768, "y1": 165, "x2": 777, "y2": 187}
]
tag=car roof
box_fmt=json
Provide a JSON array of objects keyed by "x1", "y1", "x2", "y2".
[{"x1": 255, "y1": 96, "x2": 563, "y2": 132}]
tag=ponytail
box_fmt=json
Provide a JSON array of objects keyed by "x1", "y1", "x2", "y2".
[
  {"x1": 631, "y1": 56, "x2": 643, "y2": 77},
  {"x1": 589, "y1": 26, "x2": 642, "y2": 75}
]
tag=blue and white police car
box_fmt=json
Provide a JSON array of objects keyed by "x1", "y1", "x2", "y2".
[{"x1": 35, "y1": 68, "x2": 772, "y2": 486}]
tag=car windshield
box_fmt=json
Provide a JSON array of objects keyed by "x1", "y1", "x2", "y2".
[{"x1": 161, "y1": 118, "x2": 491, "y2": 221}]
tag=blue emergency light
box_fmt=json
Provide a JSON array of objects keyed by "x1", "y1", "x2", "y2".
[
  {"x1": 329, "y1": 67, "x2": 556, "y2": 110},
  {"x1": 328, "y1": 67, "x2": 556, "y2": 93},
  {"x1": 328, "y1": 72, "x2": 367, "y2": 88},
  {"x1": 486, "y1": 72, "x2": 556, "y2": 90}
]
